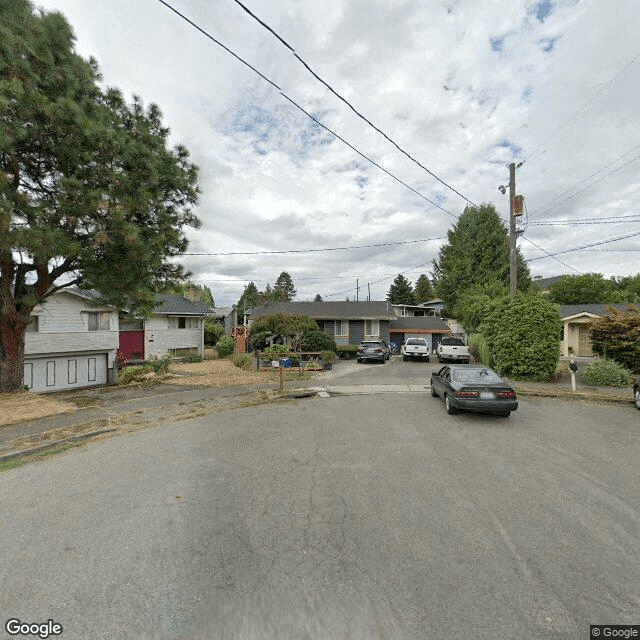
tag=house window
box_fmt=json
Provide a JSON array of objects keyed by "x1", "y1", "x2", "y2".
[
  {"x1": 25, "y1": 316, "x2": 39, "y2": 332},
  {"x1": 178, "y1": 317, "x2": 199, "y2": 329},
  {"x1": 46, "y1": 361, "x2": 56, "y2": 387},
  {"x1": 68, "y1": 360, "x2": 77, "y2": 384},
  {"x1": 88, "y1": 358, "x2": 97, "y2": 382},
  {"x1": 364, "y1": 320, "x2": 379, "y2": 337},
  {"x1": 335, "y1": 320, "x2": 349, "y2": 336},
  {"x1": 88, "y1": 312, "x2": 110, "y2": 331}
]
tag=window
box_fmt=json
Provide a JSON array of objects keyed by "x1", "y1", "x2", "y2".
[
  {"x1": 88, "y1": 358, "x2": 97, "y2": 382},
  {"x1": 25, "y1": 316, "x2": 39, "y2": 332},
  {"x1": 88, "y1": 312, "x2": 110, "y2": 331},
  {"x1": 46, "y1": 361, "x2": 56, "y2": 387},
  {"x1": 335, "y1": 320, "x2": 349, "y2": 336},
  {"x1": 364, "y1": 320, "x2": 379, "y2": 337},
  {"x1": 178, "y1": 317, "x2": 199, "y2": 329},
  {"x1": 68, "y1": 360, "x2": 77, "y2": 384},
  {"x1": 23, "y1": 363, "x2": 33, "y2": 389}
]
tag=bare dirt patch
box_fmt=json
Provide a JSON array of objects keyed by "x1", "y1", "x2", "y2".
[
  {"x1": 168, "y1": 358, "x2": 279, "y2": 388},
  {"x1": 0, "y1": 392, "x2": 77, "y2": 426}
]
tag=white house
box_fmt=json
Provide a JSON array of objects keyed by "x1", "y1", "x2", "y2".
[
  {"x1": 23, "y1": 289, "x2": 211, "y2": 393},
  {"x1": 558, "y1": 304, "x2": 628, "y2": 357}
]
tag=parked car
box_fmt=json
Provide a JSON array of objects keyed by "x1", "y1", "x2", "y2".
[
  {"x1": 635, "y1": 376, "x2": 640, "y2": 411},
  {"x1": 401, "y1": 338, "x2": 430, "y2": 361},
  {"x1": 356, "y1": 340, "x2": 390, "y2": 363},
  {"x1": 436, "y1": 337, "x2": 470, "y2": 364},
  {"x1": 431, "y1": 365, "x2": 518, "y2": 417}
]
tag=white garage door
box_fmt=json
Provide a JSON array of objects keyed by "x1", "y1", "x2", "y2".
[{"x1": 23, "y1": 354, "x2": 108, "y2": 393}]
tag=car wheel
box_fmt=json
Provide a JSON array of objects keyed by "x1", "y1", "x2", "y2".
[
  {"x1": 402, "y1": 355, "x2": 407, "y2": 361},
  {"x1": 356, "y1": 358, "x2": 362, "y2": 363},
  {"x1": 635, "y1": 386, "x2": 640, "y2": 410},
  {"x1": 444, "y1": 394, "x2": 458, "y2": 415},
  {"x1": 431, "y1": 386, "x2": 438, "y2": 397}
]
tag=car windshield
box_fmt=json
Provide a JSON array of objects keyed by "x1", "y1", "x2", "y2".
[
  {"x1": 406, "y1": 339, "x2": 427, "y2": 345},
  {"x1": 441, "y1": 338, "x2": 464, "y2": 346},
  {"x1": 452, "y1": 368, "x2": 503, "y2": 383}
]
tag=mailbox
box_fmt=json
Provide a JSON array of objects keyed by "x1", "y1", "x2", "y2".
[{"x1": 569, "y1": 361, "x2": 578, "y2": 372}]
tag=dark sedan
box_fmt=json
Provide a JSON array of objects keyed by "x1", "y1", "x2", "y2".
[{"x1": 431, "y1": 365, "x2": 518, "y2": 417}]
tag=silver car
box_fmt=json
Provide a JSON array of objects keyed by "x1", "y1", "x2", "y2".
[{"x1": 356, "y1": 340, "x2": 390, "y2": 363}]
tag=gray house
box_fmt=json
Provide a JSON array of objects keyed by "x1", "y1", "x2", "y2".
[
  {"x1": 389, "y1": 316, "x2": 452, "y2": 351},
  {"x1": 246, "y1": 301, "x2": 397, "y2": 345}
]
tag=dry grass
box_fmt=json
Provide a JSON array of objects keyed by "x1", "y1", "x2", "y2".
[
  {"x1": 0, "y1": 392, "x2": 77, "y2": 427},
  {"x1": 168, "y1": 357, "x2": 279, "y2": 387}
]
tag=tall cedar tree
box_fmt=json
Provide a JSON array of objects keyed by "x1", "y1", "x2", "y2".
[
  {"x1": 548, "y1": 274, "x2": 621, "y2": 305},
  {"x1": 236, "y1": 282, "x2": 258, "y2": 324},
  {"x1": 274, "y1": 271, "x2": 296, "y2": 301},
  {"x1": 414, "y1": 274, "x2": 434, "y2": 303},
  {"x1": 387, "y1": 274, "x2": 416, "y2": 305},
  {"x1": 432, "y1": 204, "x2": 530, "y2": 315},
  {"x1": 0, "y1": 2, "x2": 200, "y2": 391}
]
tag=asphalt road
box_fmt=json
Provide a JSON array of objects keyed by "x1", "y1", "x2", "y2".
[{"x1": 1, "y1": 359, "x2": 639, "y2": 639}]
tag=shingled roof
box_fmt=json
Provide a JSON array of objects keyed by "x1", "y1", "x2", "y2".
[
  {"x1": 389, "y1": 317, "x2": 451, "y2": 332},
  {"x1": 558, "y1": 304, "x2": 631, "y2": 318},
  {"x1": 247, "y1": 300, "x2": 396, "y2": 320}
]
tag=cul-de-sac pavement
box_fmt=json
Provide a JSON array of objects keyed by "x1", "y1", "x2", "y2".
[{"x1": 1, "y1": 358, "x2": 638, "y2": 640}]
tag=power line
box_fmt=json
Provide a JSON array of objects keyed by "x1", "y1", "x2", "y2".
[
  {"x1": 528, "y1": 49, "x2": 640, "y2": 161},
  {"x1": 529, "y1": 214, "x2": 640, "y2": 226},
  {"x1": 184, "y1": 235, "x2": 447, "y2": 256},
  {"x1": 528, "y1": 152, "x2": 640, "y2": 220},
  {"x1": 157, "y1": 0, "x2": 459, "y2": 220},
  {"x1": 526, "y1": 228, "x2": 640, "y2": 261},
  {"x1": 527, "y1": 143, "x2": 640, "y2": 219},
  {"x1": 231, "y1": 0, "x2": 476, "y2": 207},
  {"x1": 520, "y1": 236, "x2": 583, "y2": 274}
]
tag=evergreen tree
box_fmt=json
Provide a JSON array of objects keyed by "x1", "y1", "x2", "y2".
[
  {"x1": 414, "y1": 274, "x2": 434, "y2": 303},
  {"x1": 236, "y1": 282, "x2": 258, "y2": 324},
  {"x1": 0, "y1": 1, "x2": 200, "y2": 392},
  {"x1": 432, "y1": 204, "x2": 530, "y2": 316},
  {"x1": 548, "y1": 274, "x2": 617, "y2": 305},
  {"x1": 387, "y1": 274, "x2": 416, "y2": 305},
  {"x1": 274, "y1": 271, "x2": 297, "y2": 301},
  {"x1": 314, "y1": 294, "x2": 323, "y2": 302}
]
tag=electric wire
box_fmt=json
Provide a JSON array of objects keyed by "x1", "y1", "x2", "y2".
[
  {"x1": 157, "y1": 0, "x2": 459, "y2": 220},
  {"x1": 184, "y1": 235, "x2": 447, "y2": 256},
  {"x1": 529, "y1": 214, "x2": 640, "y2": 226},
  {"x1": 520, "y1": 236, "x2": 583, "y2": 274},
  {"x1": 231, "y1": 0, "x2": 476, "y2": 207},
  {"x1": 528, "y1": 49, "x2": 640, "y2": 161},
  {"x1": 526, "y1": 228, "x2": 640, "y2": 261}
]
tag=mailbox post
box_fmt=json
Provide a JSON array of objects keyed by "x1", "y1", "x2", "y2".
[{"x1": 569, "y1": 359, "x2": 578, "y2": 392}]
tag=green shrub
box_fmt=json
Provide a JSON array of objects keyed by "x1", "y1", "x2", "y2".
[
  {"x1": 261, "y1": 344, "x2": 291, "y2": 356},
  {"x1": 582, "y1": 357, "x2": 632, "y2": 387},
  {"x1": 467, "y1": 333, "x2": 491, "y2": 366},
  {"x1": 204, "y1": 319, "x2": 225, "y2": 346},
  {"x1": 301, "y1": 330, "x2": 337, "y2": 352},
  {"x1": 588, "y1": 305, "x2": 640, "y2": 374},
  {"x1": 479, "y1": 292, "x2": 562, "y2": 381},
  {"x1": 251, "y1": 331, "x2": 272, "y2": 351},
  {"x1": 336, "y1": 345, "x2": 358, "y2": 358},
  {"x1": 118, "y1": 365, "x2": 152, "y2": 384},
  {"x1": 148, "y1": 353, "x2": 172, "y2": 374},
  {"x1": 232, "y1": 354, "x2": 253, "y2": 370},
  {"x1": 216, "y1": 335, "x2": 235, "y2": 358},
  {"x1": 184, "y1": 352, "x2": 202, "y2": 363}
]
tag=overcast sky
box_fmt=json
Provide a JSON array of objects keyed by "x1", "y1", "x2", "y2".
[{"x1": 37, "y1": 0, "x2": 640, "y2": 306}]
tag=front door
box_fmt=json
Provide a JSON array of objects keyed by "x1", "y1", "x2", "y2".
[
  {"x1": 577, "y1": 326, "x2": 593, "y2": 356},
  {"x1": 119, "y1": 331, "x2": 145, "y2": 361}
]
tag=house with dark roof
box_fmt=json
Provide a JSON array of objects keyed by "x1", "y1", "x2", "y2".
[
  {"x1": 24, "y1": 289, "x2": 211, "y2": 393},
  {"x1": 532, "y1": 275, "x2": 566, "y2": 293},
  {"x1": 388, "y1": 316, "x2": 451, "y2": 351},
  {"x1": 558, "y1": 304, "x2": 629, "y2": 357},
  {"x1": 246, "y1": 301, "x2": 396, "y2": 345}
]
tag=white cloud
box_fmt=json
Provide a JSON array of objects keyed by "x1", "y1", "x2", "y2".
[{"x1": 36, "y1": 0, "x2": 640, "y2": 304}]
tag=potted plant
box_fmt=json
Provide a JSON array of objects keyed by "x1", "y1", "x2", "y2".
[{"x1": 322, "y1": 350, "x2": 337, "y2": 370}]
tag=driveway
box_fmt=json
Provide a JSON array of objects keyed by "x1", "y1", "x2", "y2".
[{"x1": 1, "y1": 368, "x2": 638, "y2": 639}]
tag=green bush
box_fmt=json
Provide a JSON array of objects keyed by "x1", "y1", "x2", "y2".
[
  {"x1": 216, "y1": 335, "x2": 235, "y2": 358},
  {"x1": 232, "y1": 354, "x2": 253, "y2": 370},
  {"x1": 479, "y1": 292, "x2": 562, "y2": 381},
  {"x1": 251, "y1": 331, "x2": 272, "y2": 351},
  {"x1": 184, "y1": 352, "x2": 202, "y2": 363},
  {"x1": 336, "y1": 345, "x2": 358, "y2": 358},
  {"x1": 261, "y1": 345, "x2": 291, "y2": 356},
  {"x1": 118, "y1": 365, "x2": 152, "y2": 384},
  {"x1": 204, "y1": 319, "x2": 225, "y2": 346},
  {"x1": 301, "y1": 330, "x2": 337, "y2": 352},
  {"x1": 148, "y1": 353, "x2": 172, "y2": 374},
  {"x1": 582, "y1": 357, "x2": 632, "y2": 387},
  {"x1": 588, "y1": 305, "x2": 640, "y2": 374},
  {"x1": 467, "y1": 333, "x2": 491, "y2": 366}
]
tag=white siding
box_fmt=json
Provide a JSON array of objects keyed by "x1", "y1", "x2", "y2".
[{"x1": 144, "y1": 315, "x2": 204, "y2": 358}]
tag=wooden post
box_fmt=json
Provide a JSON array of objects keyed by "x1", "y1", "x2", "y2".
[{"x1": 279, "y1": 362, "x2": 284, "y2": 393}]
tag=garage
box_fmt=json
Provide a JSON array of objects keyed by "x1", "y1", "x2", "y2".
[{"x1": 23, "y1": 352, "x2": 109, "y2": 393}]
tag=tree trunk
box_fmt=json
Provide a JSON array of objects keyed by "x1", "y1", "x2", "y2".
[{"x1": 0, "y1": 309, "x2": 28, "y2": 393}]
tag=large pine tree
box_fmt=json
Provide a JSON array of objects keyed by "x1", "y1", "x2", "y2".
[
  {"x1": 274, "y1": 271, "x2": 297, "y2": 301},
  {"x1": 414, "y1": 274, "x2": 434, "y2": 303},
  {"x1": 0, "y1": 1, "x2": 200, "y2": 391},
  {"x1": 387, "y1": 274, "x2": 416, "y2": 305},
  {"x1": 432, "y1": 204, "x2": 530, "y2": 315}
]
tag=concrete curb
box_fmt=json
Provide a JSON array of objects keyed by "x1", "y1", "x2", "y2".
[
  {"x1": 0, "y1": 428, "x2": 117, "y2": 463},
  {"x1": 514, "y1": 387, "x2": 632, "y2": 405}
]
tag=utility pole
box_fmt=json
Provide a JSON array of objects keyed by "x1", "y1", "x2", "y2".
[{"x1": 509, "y1": 162, "x2": 517, "y2": 300}]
